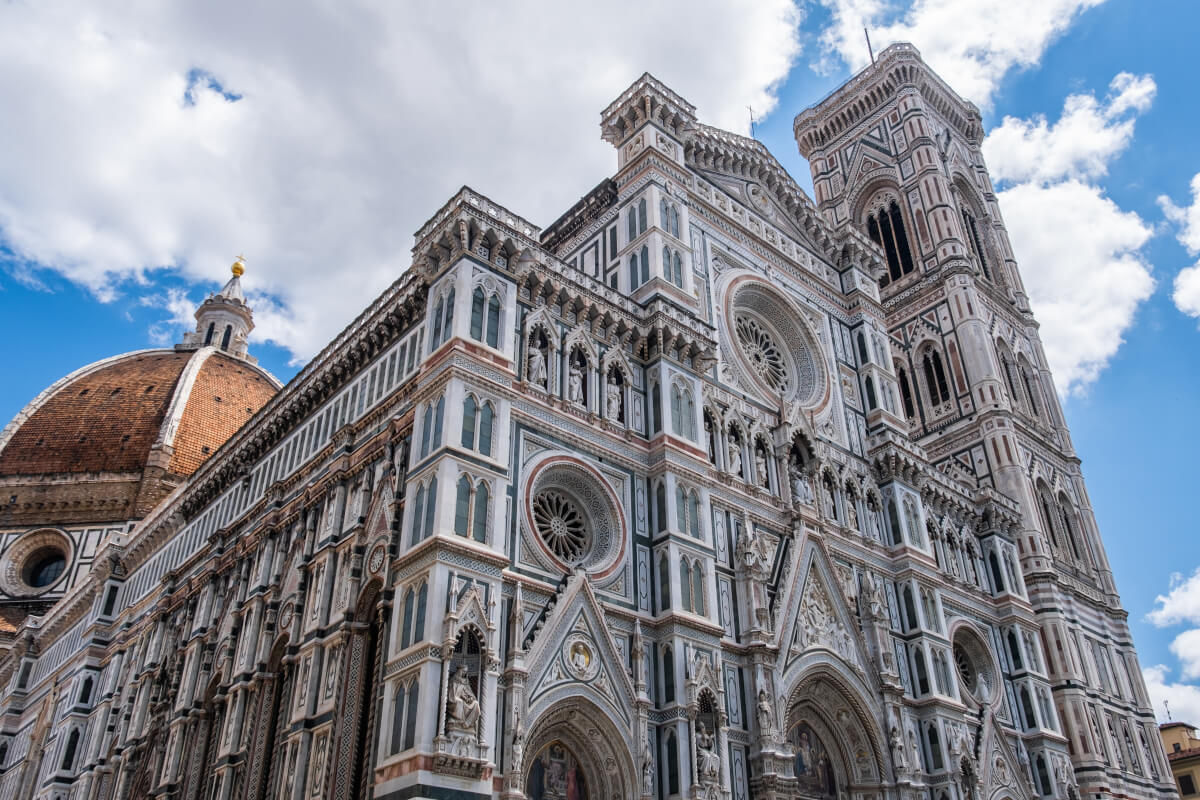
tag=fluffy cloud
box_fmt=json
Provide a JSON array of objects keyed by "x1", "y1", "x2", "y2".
[
  {"x1": 1158, "y1": 173, "x2": 1200, "y2": 321},
  {"x1": 1147, "y1": 568, "x2": 1200, "y2": 628},
  {"x1": 1143, "y1": 664, "x2": 1200, "y2": 723},
  {"x1": 986, "y1": 73, "x2": 1155, "y2": 184},
  {"x1": 995, "y1": 181, "x2": 1153, "y2": 392},
  {"x1": 815, "y1": 0, "x2": 1104, "y2": 107},
  {"x1": 981, "y1": 76, "x2": 1157, "y2": 394},
  {"x1": 0, "y1": 1, "x2": 803, "y2": 362},
  {"x1": 1144, "y1": 569, "x2": 1200, "y2": 720}
]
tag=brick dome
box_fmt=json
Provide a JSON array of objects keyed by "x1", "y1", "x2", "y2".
[{"x1": 0, "y1": 347, "x2": 280, "y2": 525}]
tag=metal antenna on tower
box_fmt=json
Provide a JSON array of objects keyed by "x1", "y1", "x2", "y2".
[
  {"x1": 865, "y1": 27, "x2": 875, "y2": 64},
  {"x1": 1166, "y1": 700, "x2": 1173, "y2": 720},
  {"x1": 748, "y1": 105, "x2": 758, "y2": 139}
]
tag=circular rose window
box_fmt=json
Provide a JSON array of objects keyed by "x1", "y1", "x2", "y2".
[
  {"x1": 952, "y1": 627, "x2": 999, "y2": 705},
  {"x1": 524, "y1": 456, "x2": 626, "y2": 578},
  {"x1": 735, "y1": 315, "x2": 789, "y2": 392},
  {"x1": 722, "y1": 279, "x2": 826, "y2": 408},
  {"x1": 533, "y1": 490, "x2": 588, "y2": 563}
]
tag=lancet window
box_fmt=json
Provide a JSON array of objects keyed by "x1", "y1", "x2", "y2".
[{"x1": 866, "y1": 199, "x2": 916, "y2": 286}]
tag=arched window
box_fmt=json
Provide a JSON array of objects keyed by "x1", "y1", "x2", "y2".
[
  {"x1": 692, "y1": 562, "x2": 705, "y2": 616},
  {"x1": 665, "y1": 729, "x2": 680, "y2": 794},
  {"x1": 61, "y1": 728, "x2": 79, "y2": 771},
  {"x1": 433, "y1": 397, "x2": 445, "y2": 448},
  {"x1": 903, "y1": 585, "x2": 919, "y2": 630},
  {"x1": 203, "y1": 322, "x2": 216, "y2": 346},
  {"x1": 688, "y1": 491, "x2": 701, "y2": 539},
  {"x1": 461, "y1": 395, "x2": 477, "y2": 449},
  {"x1": 671, "y1": 384, "x2": 696, "y2": 440},
  {"x1": 913, "y1": 649, "x2": 930, "y2": 695},
  {"x1": 898, "y1": 367, "x2": 916, "y2": 419},
  {"x1": 650, "y1": 381, "x2": 662, "y2": 433},
  {"x1": 640, "y1": 244, "x2": 650, "y2": 284},
  {"x1": 866, "y1": 199, "x2": 916, "y2": 286},
  {"x1": 79, "y1": 676, "x2": 93, "y2": 705},
  {"x1": 628, "y1": 206, "x2": 637, "y2": 242},
  {"x1": 410, "y1": 485, "x2": 426, "y2": 545},
  {"x1": 679, "y1": 560, "x2": 691, "y2": 611},
  {"x1": 1020, "y1": 686, "x2": 1037, "y2": 730},
  {"x1": 400, "y1": 587, "x2": 415, "y2": 649},
  {"x1": 927, "y1": 723, "x2": 944, "y2": 770},
  {"x1": 629, "y1": 253, "x2": 641, "y2": 290},
  {"x1": 989, "y1": 551, "x2": 1005, "y2": 593},
  {"x1": 888, "y1": 499, "x2": 904, "y2": 546},
  {"x1": 402, "y1": 680, "x2": 420, "y2": 750},
  {"x1": 1057, "y1": 497, "x2": 1084, "y2": 563},
  {"x1": 470, "y1": 287, "x2": 502, "y2": 348},
  {"x1": 857, "y1": 331, "x2": 870, "y2": 365},
  {"x1": 460, "y1": 397, "x2": 494, "y2": 456},
  {"x1": 420, "y1": 404, "x2": 433, "y2": 458},
  {"x1": 638, "y1": 198, "x2": 647, "y2": 234},
  {"x1": 1008, "y1": 631, "x2": 1024, "y2": 670},
  {"x1": 672, "y1": 251, "x2": 683, "y2": 286},
  {"x1": 961, "y1": 208, "x2": 992, "y2": 281},
  {"x1": 422, "y1": 477, "x2": 437, "y2": 540},
  {"x1": 390, "y1": 682, "x2": 408, "y2": 755},
  {"x1": 655, "y1": 482, "x2": 668, "y2": 534},
  {"x1": 922, "y1": 348, "x2": 951, "y2": 405},
  {"x1": 432, "y1": 296, "x2": 445, "y2": 345},
  {"x1": 658, "y1": 553, "x2": 670, "y2": 612},
  {"x1": 220, "y1": 325, "x2": 232, "y2": 351},
  {"x1": 453, "y1": 476, "x2": 489, "y2": 543},
  {"x1": 1020, "y1": 359, "x2": 1042, "y2": 419},
  {"x1": 454, "y1": 476, "x2": 472, "y2": 537},
  {"x1": 865, "y1": 376, "x2": 878, "y2": 410},
  {"x1": 473, "y1": 482, "x2": 489, "y2": 542},
  {"x1": 1036, "y1": 754, "x2": 1052, "y2": 795}
]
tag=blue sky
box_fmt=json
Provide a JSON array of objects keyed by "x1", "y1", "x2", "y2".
[{"x1": 2, "y1": 0, "x2": 1199, "y2": 719}]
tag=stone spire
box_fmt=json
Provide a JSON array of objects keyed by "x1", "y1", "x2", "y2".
[{"x1": 179, "y1": 256, "x2": 257, "y2": 363}]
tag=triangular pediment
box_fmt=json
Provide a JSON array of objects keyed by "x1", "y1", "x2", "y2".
[
  {"x1": 524, "y1": 573, "x2": 637, "y2": 728},
  {"x1": 776, "y1": 541, "x2": 871, "y2": 675}
]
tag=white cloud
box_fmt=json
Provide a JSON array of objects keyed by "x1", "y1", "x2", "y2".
[
  {"x1": 142, "y1": 288, "x2": 198, "y2": 346},
  {"x1": 1158, "y1": 173, "x2": 1200, "y2": 321},
  {"x1": 1174, "y1": 264, "x2": 1200, "y2": 319},
  {"x1": 1172, "y1": 630, "x2": 1200, "y2": 681},
  {"x1": 1143, "y1": 664, "x2": 1200, "y2": 723},
  {"x1": 815, "y1": 0, "x2": 1104, "y2": 108},
  {"x1": 986, "y1": 73, "x2": 1155, "y2": 184},
  {"x1": 997, "y1": 180, "x2": 1153, "y2": 392},
  {"x1": 0, "y1": 1, "x2": 803, "y2": 363},
  {"x1": 980, "y1": 75, "x2": 1157, "y2": 394},
  {"x1": 1147, "y1": 568, "x2": 1200, "y2": 628},
  {"x1": 1143, "y1": 570, "x2": 1200, "y2": 720}
]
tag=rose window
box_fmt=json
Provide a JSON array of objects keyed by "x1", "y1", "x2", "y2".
[
  {"x1": 953, "y1": 644, "x2": 974, "y2": 688},
  {"x1": 722, "y1": 281, "x2": 826, "y2": 407},
  {"x1": 735, "y1": 314, "x2": 790, "y2": 393},
  {"x1": 533, "y1": 490, "x2": 589, "y2": 563}
]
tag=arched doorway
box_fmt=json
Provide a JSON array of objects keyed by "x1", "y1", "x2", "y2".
[
  {"x1": 521, "y1": 699, "x2": 635, "y2": 800},
  {"x1": 784, "y1": 671, "x2": 885, "y2": 798}
]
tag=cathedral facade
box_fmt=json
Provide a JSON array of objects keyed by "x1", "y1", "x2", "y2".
[{"x1": 0, "y1": 44, "x2": 1173, "y2": 800}]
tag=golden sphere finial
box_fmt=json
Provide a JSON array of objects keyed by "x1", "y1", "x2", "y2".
[{"x1": 231, "y1": 255, "x2": 246, "y2": 277}]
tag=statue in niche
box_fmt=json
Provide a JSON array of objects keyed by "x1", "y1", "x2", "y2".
[
  {"x1": 696, "y1": 723, "x2": 721, "y2": 782},
  {"x1": 890, "y1": 724, "x2": 906, "y2": 773},
  {"x1": 568, "y1": 360, "x2": 585, "y2": 406},
  {"x1": 607, "y1": 380, "x2": 622, "y2": 421},
  {"x1": 528, "y1": 340, "x2": 548, "y2": 389},
  {"x1": 789, "y1": 461, "x2": 814, "y2": 505},
  {"x1": 447, "y1": 665, "x2": 481, "y2": 733},
  {"x1": 641, "y1": 735, "x2": 654, "y2": 796},
  {"x1": 755, "y1": 446, "x2": 769, "y2": 488},
  {"x1": 728, "y1": 437, "x2": 743, "y2": 478},
  {"x1": 847, "y1": 497, "x2": 859, "y2": 529},
  {"x1": 756, "y1": 689, "x2": 776, "y2": 741}
]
